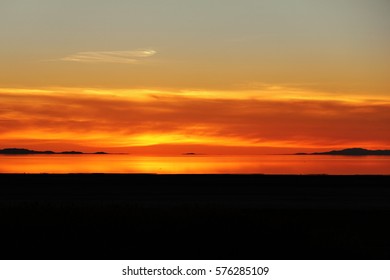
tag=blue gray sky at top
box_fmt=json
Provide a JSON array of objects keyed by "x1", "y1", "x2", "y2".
[{"x1": 0, "y1": 0, "x2": 389, "y2": 95}]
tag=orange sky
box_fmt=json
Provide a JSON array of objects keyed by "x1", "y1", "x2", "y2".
[
  {"x1": 0, "y1": 1, "x2": 389, "y2": 154},
  {"x1": 1, "y1": 87, "x2": 389, "y2": 154}
]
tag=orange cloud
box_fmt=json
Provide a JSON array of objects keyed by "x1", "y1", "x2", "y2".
[{"x1": 1, "y1": 88, "x2": 389, "y2": 153}]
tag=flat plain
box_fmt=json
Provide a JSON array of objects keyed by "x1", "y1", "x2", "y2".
[{"x1": 1, "y1": 174, "x2": 389, "y2": 259}]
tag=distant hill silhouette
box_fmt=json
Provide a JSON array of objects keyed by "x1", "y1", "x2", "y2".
[
  {"x1": 296, "y1": 148, "x2": 390, "y2": 156},
  {"x1": 0, "y1": 148, "x2": 107, "y2": 155}
]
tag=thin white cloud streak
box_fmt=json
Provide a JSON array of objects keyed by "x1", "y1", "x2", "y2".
[{"x1": 60, "y1": 49, "x2": 157, "y2": 64}]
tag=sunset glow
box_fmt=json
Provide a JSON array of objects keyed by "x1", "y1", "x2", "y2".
[{"x1": 1, "y1": 87, "x2": 389, "y2": 154}]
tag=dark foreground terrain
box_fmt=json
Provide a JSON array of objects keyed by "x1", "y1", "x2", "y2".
[{"x1": 0, "y1": 174, "x2": 390, "y2": 259}]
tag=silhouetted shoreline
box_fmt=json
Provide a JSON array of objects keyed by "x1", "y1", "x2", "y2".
[
  {"x1": 1, "y1": 174, "x2": 389, "y2": 260},
  {"x1": 0, "y1": 148, "x2": 108, "y2": 155},
  {"x1": 295, "y1": 148, "x2": 390, "y2": 156}
]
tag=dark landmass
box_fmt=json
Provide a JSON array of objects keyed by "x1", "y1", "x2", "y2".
[
  {"x1": 1, "y1": 174, "x2": 390, "y2": 260},
  {"x1": 296, "y1": 148, "x2": 390, "y2": 156},
  {"x1": 0, "y1": 148, "x2": 108, "y2": 155},
  {"x1": 182, "y1": 152, "x2": 203, "y2": 155},
  {"x1": 0, "y1": 148, "x2": 56, "y2": 154}
]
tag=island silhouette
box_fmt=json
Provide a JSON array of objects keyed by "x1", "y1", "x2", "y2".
[
  {"x1": 0, "y1": 148, "x2": 107, "y2": 155},
  {"x1": 296, "y1": 148, "x2": 390, "y2": 156}
]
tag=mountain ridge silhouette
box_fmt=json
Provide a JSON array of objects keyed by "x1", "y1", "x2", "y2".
[
  {"x1": 296, "y1": 148, "x2": 390, "y2": 156},
  {"x1": 0, "y1": 148, "x2": 107, "y2": 155}
]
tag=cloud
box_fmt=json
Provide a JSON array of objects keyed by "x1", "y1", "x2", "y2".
[
  {"x1": 1, "y1": 89, "x2": 390, "y2": 150},
  {"x1": 59, "y1": 49, "x2": 157, "y2": 64}
]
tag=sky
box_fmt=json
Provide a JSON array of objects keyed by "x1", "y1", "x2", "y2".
[{"x1": 0, "y1": 0, "x2": 389, "y2": 154}]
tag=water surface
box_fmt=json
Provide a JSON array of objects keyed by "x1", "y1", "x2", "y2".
[{"x1": 0, "y1": 154, "x2": 389, "y2": 174}]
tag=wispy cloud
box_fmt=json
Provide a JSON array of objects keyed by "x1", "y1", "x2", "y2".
[{"x1": 59, "y1": 49, "x2": 157, "y2": 64}]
